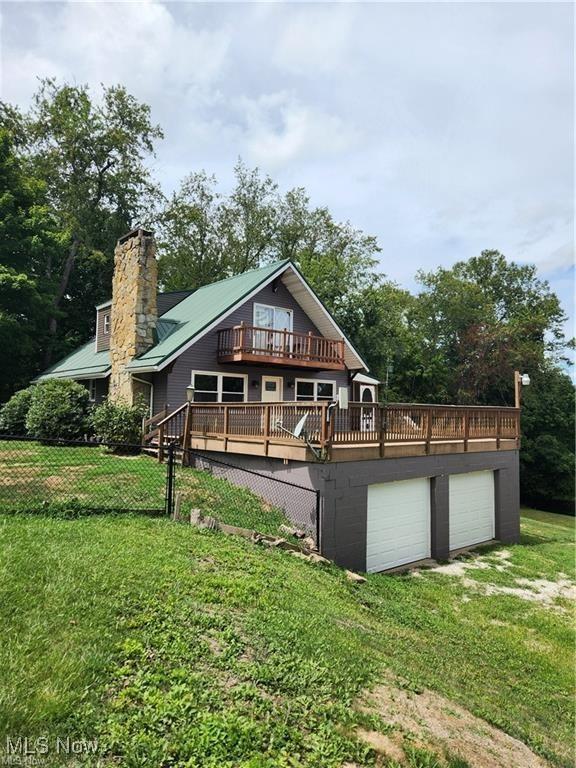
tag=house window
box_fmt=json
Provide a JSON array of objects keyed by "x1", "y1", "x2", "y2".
[
  {"x1": 191, "y1": 371, "x2": 247, "y2": 403},
  {"x1": 103, "y1": 313, "x2": 110, "y2": 335},
  {"x1": 253, "y1": 303, "x2": 293, "y2": 332},
  {"x1": 88, "y1": 380, "x2": 97, "y2": 402},
  {"x1": 295, "y1": 379, "x2": 336, "y2": 402}
]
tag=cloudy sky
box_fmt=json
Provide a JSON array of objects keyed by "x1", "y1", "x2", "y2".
[{"x1": 1, "y1": 1, "x2": 574, "y2": 348}]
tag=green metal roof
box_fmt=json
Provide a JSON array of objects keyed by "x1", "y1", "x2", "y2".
[
  {"x1": 35, "y1": 340, "x2": 111, "y2": 381},
  {"x1": 36, "y1": 260, "x2": 289, "y2": 380},
  {"x1": 126, "y1": 259, "x2": 288, "y2": 371}
]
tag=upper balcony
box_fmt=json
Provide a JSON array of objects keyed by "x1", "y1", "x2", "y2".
[{"x1": 217, "y1": 324, "x2": 346, "y2": 371}]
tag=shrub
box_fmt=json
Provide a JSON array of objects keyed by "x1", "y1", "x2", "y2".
[
  {"x1": 0, "y1": 387, "x2": 34, "y2": 435},
  {"x1": 91, "y1": 398, "x2": 148, "y2": 448},
  {"x1": 25, "y1": 379, "x2": 91, "y2": 441}
]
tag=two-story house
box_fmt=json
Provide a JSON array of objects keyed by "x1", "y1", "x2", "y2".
[
  {"x1": 37, "y1": 228, "x2": 521, "y2": 573},
  {"x1": 38, "y1": 228, "x2": 378, "y2": 417}
]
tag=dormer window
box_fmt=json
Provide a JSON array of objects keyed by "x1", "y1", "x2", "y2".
[{"x1": 103, "y1": 314, "x2": 110, "y2": 335}]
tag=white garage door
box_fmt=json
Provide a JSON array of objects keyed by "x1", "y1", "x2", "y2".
[
  {"x1": 366, "y1": 478, "x2": 431, "y2": 573},
  {"x1": 449, "y1": 471, "x2": 495, "y2": 551}
]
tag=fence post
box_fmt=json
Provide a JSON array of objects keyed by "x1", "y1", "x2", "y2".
[
  {"x1": 315, "y1": 490, "x2": 321, "y2": 554},
  {"x1": 165, "y1": 443, "x2": 175, "y2": 516},
  {"x1": 463, "y1": 410, "x2": 469, "y2": 452}
]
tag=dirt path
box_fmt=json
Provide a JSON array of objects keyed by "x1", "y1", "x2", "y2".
[{"x1": 357, "y1": 680, "x2": 550, "y2": 768}]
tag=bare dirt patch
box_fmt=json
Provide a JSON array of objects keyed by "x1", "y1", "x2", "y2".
[
  {"x1": 422, "y1": 550, "x2": 575, "y2": 612},
  {"x1": 359, "y1": 681, "x2": 550, "y2": 768}
]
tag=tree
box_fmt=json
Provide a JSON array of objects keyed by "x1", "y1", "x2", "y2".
[
  {"x1": 158, "y1": 162, "x2": 384, "y2": 332},
  {"x1": 158, "y1": 171, "x2": 226, "y2": 291},
  {"x1": 1, "y1": 79, "x2": 163, "y2": 364},
  {"x1": 0, "y1": 128, "x2": 60, "y2": 399},
  {"x1": 411, "y1": 250, "x2": 570, "y2": 404},
  {"x1": 217, "y1": 159, "x2": 280, "y2": 274},
  {"x1": 520, "y1": 365, "x2": 575, "y2": 511}
]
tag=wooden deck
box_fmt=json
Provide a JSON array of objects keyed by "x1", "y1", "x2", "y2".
[
  {"x1": 217, "y1": 325, "x2": 346, "y2": 370},
  {"x1": 143, "y1": 401, "x2": 520, "y2": 463}
]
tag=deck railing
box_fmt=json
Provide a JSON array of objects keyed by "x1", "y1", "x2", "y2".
[
  {"x1": 145, "y1": 401, "x2": 520, "y2": 460},
  {"x1": 217, "y1": 324, "x2": 346, "y2": 369}
]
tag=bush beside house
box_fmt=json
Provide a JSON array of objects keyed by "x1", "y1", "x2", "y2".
[
  {"x1": 1, "y1": 381, "x2": 148, "y2": 447},
  {"x1": 25, "y1": 379, "x2": 91, "y2": 441},
  {"x1": 91, "y1": 399, "x2": 148, "y2": 447},
  {"x1": 0, "y1": 386, "x2": 34, "y2": 434}
]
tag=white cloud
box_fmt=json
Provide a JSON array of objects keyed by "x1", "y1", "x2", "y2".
[
  {"x1": 273, "y1": 5, "x2": 355, "y2": 75},
  {"x1": 1, "y1": 1, "x2": 230, "y2": 106},
  {"x1": 238, "y1": 91, "x2": 358, "y2": 168},
  {"x1": 0, "y1": 0, "x2": 572, "y2": 341}
]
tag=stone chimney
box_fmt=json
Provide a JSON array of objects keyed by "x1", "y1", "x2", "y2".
[{"x1": 108, "y1": 227, "x2": 157, "y2": 405}]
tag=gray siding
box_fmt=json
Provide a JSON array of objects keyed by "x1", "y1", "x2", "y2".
[
  {"x1": 81, "y1": 377, "x2": 109, "y2": 405},
  {"x1": 152, "y1": 280, "x2": 350, "y2": 412},
  {"x1": 95, "y1": 306, "x2": 111, "y2": 352},
  {"x1": 194, "y1": 450, "x2": 521, "y2": 572}
]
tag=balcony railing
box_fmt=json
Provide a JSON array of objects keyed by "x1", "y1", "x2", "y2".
[
  {"x1": 145, "y1": 401, "x2": 520, "y2": 462},
  {"x1": 217, "y1": 324, "x2": 346, "y2": 370}
]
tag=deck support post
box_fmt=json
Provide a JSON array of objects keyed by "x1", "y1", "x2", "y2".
[
  {"x1": 264, "y1": 405, "x2": 270, "y2": 456},
  {"x1": 181, "y1": 402, "x2": 191, "y2": 463}
]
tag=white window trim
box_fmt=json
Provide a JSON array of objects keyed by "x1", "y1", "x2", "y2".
[
  {"x1": 295, "y1": 378, "x2": 337, "y2": 402},
  {"x1": 88, "y1": 379, "x2": 97, "y2": 402},
  {"x1": 103, "y1": 313, "x2": 110, "y2": 335},
  {"x1": 253, "y1": 302, "x2": 293, "y2": 332},
  {"x1": 191, "y1": 370, "x2": 248, "y2": 403}
]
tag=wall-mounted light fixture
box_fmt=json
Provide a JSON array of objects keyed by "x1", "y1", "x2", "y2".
[
  {"x1": 286, "y1": 380, "x2": 294, "y2": 389},
  {"x1": 251, "y1": 379, "x2": 260, "y2": 388},
  {"x1": 186, "y1": 385, "x2": 195, "y2": 402}
]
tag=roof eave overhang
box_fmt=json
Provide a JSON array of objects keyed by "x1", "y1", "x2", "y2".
[
  {"x1": 33, "y1": 370, "x2": 111, "y2": 382},
  {"x1": 139, "y1": 260, "x2": 369, "y2": 375}
]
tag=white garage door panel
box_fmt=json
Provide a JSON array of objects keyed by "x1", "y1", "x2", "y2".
[
  {"x1": 449, "y1": 471, "x2": 495, "y2": 550},
  {"x1": 367, "y1": 478, "x2": 430, "y2": 573}
]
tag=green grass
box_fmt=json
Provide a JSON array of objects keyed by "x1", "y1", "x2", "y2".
[
  {"x1": 0, "y1": 443, "x2": 573, "y2": 766},
  {"x1": 0, "y1": 440, "x2": 290, "y2": 534}
]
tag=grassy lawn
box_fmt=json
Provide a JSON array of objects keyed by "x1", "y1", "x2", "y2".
[
  {"x1": 0, "y1": 504, "x2": 573, "y2": 767},
  {"x1": 0, "y1": 440, "x2": 290, "y2": 535},
  {"x1": 0, "y1": 444, "x2": 572, "y2": 766}
]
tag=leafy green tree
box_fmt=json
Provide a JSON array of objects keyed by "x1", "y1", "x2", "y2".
[
  {"x1": 158, "y1": 171, "x2": 226, "y2": 291},
  {"x1": 0, "y1": 128, "x2": 60, "y2": 399},
  {"x1": 217, "y1": 159, "x2": 280, "y2": 274},
  {"x1": 158, "y1": 162, "x2": 384, "y2": 334},
  {"x1": 411, "y1": 250, "x2": 570, "y2": 404},
  {"x1": 519, "y1": 366, "x2": 575, "y2": 510},
  {"x1": 1, "y1": 79, "x2": 163, "y2": 365}
]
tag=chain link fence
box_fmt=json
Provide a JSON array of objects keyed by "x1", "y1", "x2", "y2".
[
  {"x1": 167, "y1": 446, "x2": 320, "y2": 541},
  {"x1": 0, "y1": 438, "x2": 321, "y2": 546},
  {"x1": 0, "y1": 436, "x2": 168, "y2": 515}
]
